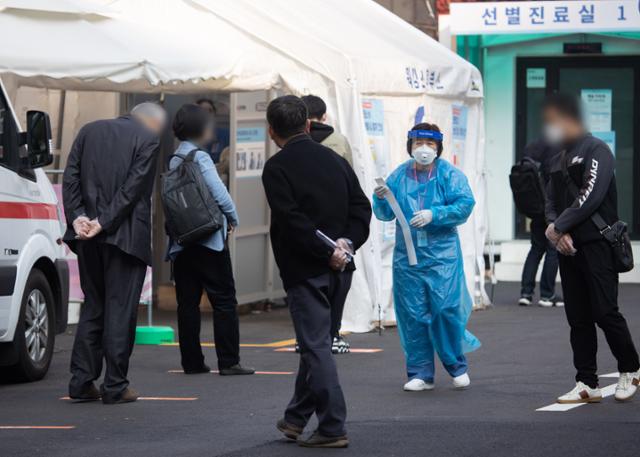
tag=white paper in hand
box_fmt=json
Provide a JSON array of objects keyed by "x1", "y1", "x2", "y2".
[{"x1": 375, "y1": 177, "x2": 418, "y2": 266}]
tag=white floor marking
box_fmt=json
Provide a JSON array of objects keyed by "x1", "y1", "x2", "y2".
[
  {"x1": 536, "y1": 403, "x2": 585, "y2": 412},
  {"x1": 600, "y1": 372, "x2": 620, "y2": 378},
  {"x1": 536, "y1": 376, "x2": 619, "y2": 412}
]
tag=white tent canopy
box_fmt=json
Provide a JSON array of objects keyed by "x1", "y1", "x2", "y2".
[{"x1": 0, "y1": 0, "x2": 488, "y2": 331}]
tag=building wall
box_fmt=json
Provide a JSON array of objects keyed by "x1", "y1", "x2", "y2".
[
  {"x1": 374, "y1": 0, "x2": 438, "y2": 38},
  {"x1": 484, "y1": 33, "x2": 640, "y2": 241}
]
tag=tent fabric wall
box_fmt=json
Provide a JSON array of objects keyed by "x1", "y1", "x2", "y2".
[
  {"x1": 0, "y1": 0, "x2": 488, "y2": 333},
  {"x1": 340, "y1": 94, "x2": 487, "y2": 332}
]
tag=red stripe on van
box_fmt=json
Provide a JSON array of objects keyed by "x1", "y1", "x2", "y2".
[{"x1": 0, "y1": 202, "x2": 58, "y2": 220}]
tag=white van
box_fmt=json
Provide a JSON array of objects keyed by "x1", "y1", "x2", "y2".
[{"x1": 0, "y1": 79, "x2": 69, "y2": 381}]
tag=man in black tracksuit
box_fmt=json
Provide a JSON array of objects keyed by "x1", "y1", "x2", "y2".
[
  {"x1": 262, "y1": 96, "x2": 371, "y2": 448},
  {"x1": 543, "y1": 94, "x2": 639, "y2": 404}
]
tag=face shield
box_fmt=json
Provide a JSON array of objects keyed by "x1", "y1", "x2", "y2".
[{"x1": 407, "y1": 130, "x2": 443, "y2": 166}]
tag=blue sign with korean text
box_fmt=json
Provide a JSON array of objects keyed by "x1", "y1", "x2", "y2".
[{"x1": 450, "y1": 1, "x2": 640, "y2": 35}]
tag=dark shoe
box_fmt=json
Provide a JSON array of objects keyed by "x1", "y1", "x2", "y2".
[
  {"x1": 332, "y1": 336, "x2": 350, "y2": 354},
  {"x1": 297, "y1": 431, "x2": 349, "y2": 448},
  {"x1": 277, "y1": 418, "x2": 304, "y2": 440},
  {"x1": 69, "y1": 383, "x2": 101, "y2": 403},
  {"x1": 219, "y1": 364, "x2": 255, "y2": 376},
  {"x1": 518, "y1": 296, "x2": 532, "y2": 306},
  {"x1": 102, "y1": 387, "x2": 139, "y2": 405},
  {"x1": 184, "y1": 364, "x2": 211, "y2": 374}
]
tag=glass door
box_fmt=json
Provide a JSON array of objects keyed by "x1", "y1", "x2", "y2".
[{"x1": 515, "y1": 55, "x2": 640, "y2": 239}]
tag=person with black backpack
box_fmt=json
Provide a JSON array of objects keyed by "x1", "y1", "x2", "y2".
[
  {"x1": 511, "y1": 139, "x2": 563, "y2": 307},
  {"x1": 542, "y1": 93, "x2": 639, "y2": 404},
  {"x1": 165, "y1": 104, "x2": 254, "y2": 377}
]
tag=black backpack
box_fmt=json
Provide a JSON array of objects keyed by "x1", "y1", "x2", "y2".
[
  {"x1": 161, "y1": 149, "x2": 225, "y2": 246},
  {"x1": 509, "y1": 157, "x2": 546, "y2": 218}
]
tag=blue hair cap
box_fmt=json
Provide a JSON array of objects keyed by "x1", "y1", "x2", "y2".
[{"x1": 407, "y1": 130, "x2": 444, "y2": 141}]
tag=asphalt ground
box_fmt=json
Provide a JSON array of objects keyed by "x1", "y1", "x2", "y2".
[{"x1": 1, "y1": 281, "x2": 639, "y2": 457}]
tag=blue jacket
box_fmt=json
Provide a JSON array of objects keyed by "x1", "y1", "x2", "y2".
[{"x1": 167, "y1": 141, "x2": 239, "y2": 259}]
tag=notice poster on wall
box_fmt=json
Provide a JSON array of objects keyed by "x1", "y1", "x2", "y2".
[
  {"x1": 362, "y1": 98, "x2": 394, "y2": 240},
  {"x1": 593, "y1": 131, "x2": 616, "y2": 157},
  {"x1": 581, "y1": 89, "x2": 612, "y2": 133},
  {"x1": 362, "y1": 98, "x2": 389, "y2": 178},
  {"x1": 451, "y1": 104, "x2": 468, "y2": 168},
  {"x1": 526, "y1": 68, "x2": 546, "y2": 89},
  {"x1": 236, "y1": 123, "x2": 266, "y2": 178}
]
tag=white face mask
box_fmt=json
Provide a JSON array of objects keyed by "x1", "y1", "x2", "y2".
[
  {"x1": 544, "y1": 123, "x2": 565, "y2": 146},
  {"x1": 412, "y1": 145, "x2": 437, "y2": 166}
]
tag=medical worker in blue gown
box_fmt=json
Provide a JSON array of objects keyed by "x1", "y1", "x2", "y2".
[{"x1": 373, "y1": 122, "x2": 481, "y2": 392}]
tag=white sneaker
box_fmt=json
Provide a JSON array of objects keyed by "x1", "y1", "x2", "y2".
[
  {"x1": 403, "y1": 378, "x2": 434, "y2": 392},
  {"x1": 538, "y1": 298, "x2": 554, "y2": 307},
  {"x1": 615, "y1": 371, "x2": 640, "y2": 402},
  {"x1": 557, "y1": 382, "x2": 602, "y2": 404},
  {"x1": 539, "y1": 296, "x2": 564, "y2": 307},
  {"x1": 452, "y1": 373, "x2": 470, "y2": 389}
]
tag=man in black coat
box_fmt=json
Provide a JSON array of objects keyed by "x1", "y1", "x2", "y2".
[
  {"x1": 263, "y1": 96, "x2": 371, "y2": 448},
  {"x1": 62, "y1": 102, "x2": 167, "y2": 404}
]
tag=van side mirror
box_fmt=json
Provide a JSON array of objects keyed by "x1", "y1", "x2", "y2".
[{"x1": 25, "y1": 110, "x2": 53, "y2": 169}]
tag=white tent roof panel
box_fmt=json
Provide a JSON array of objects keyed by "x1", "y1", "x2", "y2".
[{"x1": 0, "y1": 0, "x2": 482, "y2": 97}]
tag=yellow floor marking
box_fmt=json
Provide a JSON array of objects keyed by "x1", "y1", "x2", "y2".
[
  {"x1": 167, "y1": 370, "x2": 293, "y2": 375},
  {"x1": 262, "y1": 338, "x2": 298, "y2": 348},
  {"x1": 0, "y1": 426, "x2": 75, "y2": 430},
  {"x1": 160, "y1": 338, "x2": 297, "y2": 348},
  {"x1": 60, "y1": 396, "x2": 197, "y2": 401}
]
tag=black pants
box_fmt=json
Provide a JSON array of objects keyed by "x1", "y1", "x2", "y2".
[
  {"x1": 559, "y1": 240, "x2": 639, "y2": 388},
  {"x1": 330, "y1": 270, "x2": 353, "y2": 339},
  {"x1": 285, "y1": 271, "x2": 352, "y2": 437},
  {"x1": 521, "y1": 217, "x2": 558, "y2": 299},
  {"x1": 69, "y1": 241, "x2": 146, "y2": 402},
  {"x1": 173, "y1": 245, "x2": 240, "y2": 371}
]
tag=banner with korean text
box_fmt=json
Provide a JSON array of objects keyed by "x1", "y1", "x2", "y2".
[{"x1": 450, "y1": 1, "x2": 640, "y2": 35}]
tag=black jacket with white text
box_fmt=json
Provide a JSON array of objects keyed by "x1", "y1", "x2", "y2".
[{"x1": 545, "y1": 134, "x2": 618, "y2": 246}]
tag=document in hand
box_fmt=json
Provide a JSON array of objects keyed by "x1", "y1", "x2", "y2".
[{"x1": 375, "y1": 177, "x2": 418, "y2": 266}]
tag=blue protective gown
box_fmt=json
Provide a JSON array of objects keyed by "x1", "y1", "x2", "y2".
[{"x1": 373, "y1": 158, "x2": 481, "y2": 382}]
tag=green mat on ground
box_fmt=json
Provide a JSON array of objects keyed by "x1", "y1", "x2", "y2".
[{"x1": 135, "y1": 326, "x2": 175, "y2": 345}]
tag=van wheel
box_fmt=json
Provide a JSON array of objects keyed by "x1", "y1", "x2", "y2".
[{"x1": 3, "y1": 269, "x2": 55, "y2": 382}]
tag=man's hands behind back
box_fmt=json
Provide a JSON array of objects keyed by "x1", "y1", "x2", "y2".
[{"x1": 73, "y1": 217, "x2": 103, "y2": 240}]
